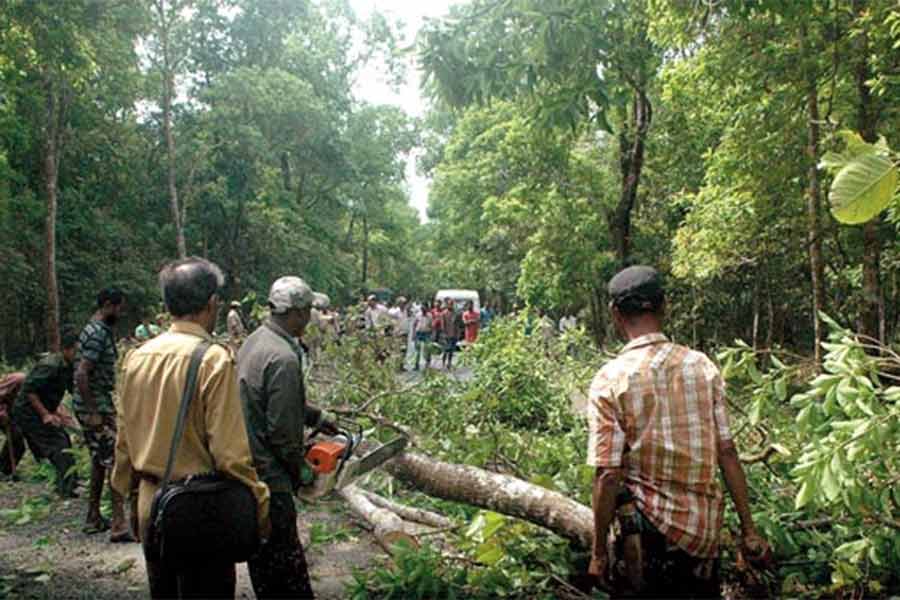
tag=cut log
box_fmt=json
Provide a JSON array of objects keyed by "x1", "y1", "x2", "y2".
[
  {"x1": 383, "y1": 451, "x2": 593, "y2": 548},
  {"x1": 338, "y1": 484, "x2": 419, "y2": 553},
  {"x1": 359, "y1": 489, "x2": 454, "y2": 529}
]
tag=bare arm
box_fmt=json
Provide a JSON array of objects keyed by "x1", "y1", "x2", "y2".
[
  {"x1": 75, "y1": 359, "x2": 97, "y2": 413},
  {"x1": 26, "y1": 393, "x2": 56, "y2": 425},
  {"x1": 718, "y1": 438, "x2": 756, "y2": 535},
  {"x1": 592, "y1": 466, "x2": 622, "y2": 558}
]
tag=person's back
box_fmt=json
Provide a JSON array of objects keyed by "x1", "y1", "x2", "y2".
[
  {"x1": 589, "y1": 334, "x2": 728, "y2": 557},
  {"x1": 585, "y1": 265, "x2": 770, "y2": 598},
  {"x1": 112, "y1": 257, "x2": 269, "y2": 599}
]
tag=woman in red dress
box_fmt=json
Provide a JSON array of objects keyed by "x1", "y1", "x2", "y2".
[{"x1": 462, "y1": 301, "x2": 480, "y2": 344}]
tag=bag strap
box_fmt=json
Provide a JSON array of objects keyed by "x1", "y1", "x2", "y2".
[{"x1": 159, "y1": 340, "x2": 211, "y2": 491}]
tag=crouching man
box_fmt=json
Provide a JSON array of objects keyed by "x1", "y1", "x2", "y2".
[
  {"x1": 112, "y1": 257, "x2": 270, "y2": 599},
  {"x1": 8, "y1": 327, "x2": 81, "y2": 497}
]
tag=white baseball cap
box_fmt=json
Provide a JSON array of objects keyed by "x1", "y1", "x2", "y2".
[
  {"x1": 312, "y1": 292, "x2": 330, "y2": 309},
  {"x1": 267, "y1": 276, "x2": 318, "y2": 313}
]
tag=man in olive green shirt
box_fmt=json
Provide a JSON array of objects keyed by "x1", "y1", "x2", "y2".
[
  {"x1": 238, "y1": 276, "x2": 336, "y2": 599},
  {"x1": 9, "y1": 327, "x2": 80, "y2": 497}
]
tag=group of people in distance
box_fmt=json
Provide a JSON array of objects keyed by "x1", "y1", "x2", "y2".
[
  {"x1": 362, "y1": 295, "x2": 495, "y2": 371},
  {"x1": 0, "y1": 260, "x2": 775, "y2": 599}
]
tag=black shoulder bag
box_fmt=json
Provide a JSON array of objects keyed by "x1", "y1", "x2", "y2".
[{"x1": 143, "y1": 341, "x2": 260, "y2": 566}]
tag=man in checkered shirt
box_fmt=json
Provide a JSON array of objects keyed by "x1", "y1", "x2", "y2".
[{"x1": 586, "y1": 266, "x2": 770, "y2": 597}]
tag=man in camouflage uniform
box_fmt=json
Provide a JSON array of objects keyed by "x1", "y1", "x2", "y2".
[
  {"x1": 74, "y1": 287, "x2": 133, "y2": 541},
  {"x1": 238, "y1": 276, "x2": 338, "y2": 599},
  {"x1": 4, "y1": 327, "x2": 81, "y2": 496}
]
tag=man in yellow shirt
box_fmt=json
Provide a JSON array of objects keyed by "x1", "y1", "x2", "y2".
[{"x1": 112, "y1": 257, "x2": 270, "y2": 599}]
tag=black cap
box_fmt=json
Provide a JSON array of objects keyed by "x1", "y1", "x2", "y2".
[{"x1": 608, "y1": 266, "x2": 664, "y2": 311}]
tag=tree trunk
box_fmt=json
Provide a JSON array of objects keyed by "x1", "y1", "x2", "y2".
[
  {"x1": 383, "y1": 451, "x2": 593, "y2": 548},
  {"x1": 157, "y1": 0, "x2": 186, "y2": 258},
  {"x1": 42, "y1": 78, "x2": 63, "y2": 353},
  {"x1": 853, "y1": 0, "x2": 882, "y2": 342},
  {"x1": 43, "y1": 118, "x2": 61, "y2": 352},
  {"x1": 610, "y1": 89, "x2": 651, "y2": 265},
  {"x1": 361, "y1": 214, "x2": 369, "y2": 289},
  {"x1": 803, "y1": 24, "x2": 826, "y2": 367}
]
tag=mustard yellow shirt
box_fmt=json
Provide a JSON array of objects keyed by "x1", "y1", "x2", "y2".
[{"x1": 111, "y1": 321, "x2": 270, "y2": 535}]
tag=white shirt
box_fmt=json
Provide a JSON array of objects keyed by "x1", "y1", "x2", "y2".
[{"x1": 365, "y1": 304, "x2": 391, "y2": 330}]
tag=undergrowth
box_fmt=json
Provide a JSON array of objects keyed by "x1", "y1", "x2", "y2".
[{"x1": 318, "y1": 314, "x2": 900, "y2": 599}]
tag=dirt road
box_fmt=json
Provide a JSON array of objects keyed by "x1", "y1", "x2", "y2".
[{"x1": 0, "y1": 472, "x2": 382, "y2": 599}]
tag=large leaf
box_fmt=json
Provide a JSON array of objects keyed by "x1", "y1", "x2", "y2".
[{"x1": 829, "y1": 152, "x2": 898, "y2": 224}]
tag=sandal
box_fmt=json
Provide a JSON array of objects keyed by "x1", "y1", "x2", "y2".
[
  {"x1": 109, "y1": 530, "x2": 136, "y2": 544},
  {"x1": 82, "y1": 517, "x2": 111, "y2": 535}
]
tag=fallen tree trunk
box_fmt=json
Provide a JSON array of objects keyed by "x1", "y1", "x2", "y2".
[
  {"x1": 338, "y1": 485, "x2": 419, "y2": 552},
  {"x1": 383, "y1": 451, "x2": 593, "y2": 548},
  {"x1": 360, "y1": 489, "x2": 454, "y2": 529}
]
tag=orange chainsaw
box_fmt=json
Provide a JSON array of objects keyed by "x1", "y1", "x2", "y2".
[{"x1": 297, "y1": 418, "x2": 407, "y2": 501}]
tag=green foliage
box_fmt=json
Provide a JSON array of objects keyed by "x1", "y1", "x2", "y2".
[
  {"x1": 308, "y1": 522, "x2": 355, "y2": 546},
  {"x1": 349, "y1": 542, "x2": 468, "y2": 600},
  {"x1": 463, "y1": 314, "x2": 595, "y2": 433},
  {"x1": 716, "y1": 317, "x2": 900, "y2": 594},
  {"x1": 0, "y1": 494, "x2": 53, "y2": 527},
  {"x1": 821, "y1": 131, "x2": 899, "y2": 224}
]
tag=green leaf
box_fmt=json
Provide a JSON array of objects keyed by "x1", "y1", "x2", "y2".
[
  {"x1": 829, "y1": 152, "x2": 898, "y2": 224},
  {"x1": 746, "y1": 360, "x2": 763, "y2": 385},
  {"x1": 475, "y1": 541, "x2": 504, "y2": 566},
  {"x1": 794, "y1": 476, "x2": 816, "y2": 510},
  {"x1": 748, "y1": 397, "x2": 764, "y2": 426},
  {"x1": 821, "y1": 463, "x2": 840, "y2": 502},
  {"x1": 775, "y1": 378, "x2": 788, "y2": 402},
  {"x1": 834, "y1": 539, "x2": 869, "y2": 562}
]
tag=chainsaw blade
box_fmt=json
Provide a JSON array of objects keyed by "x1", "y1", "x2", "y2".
[{"x1": 335, "y1": 437, "x2": 407, "y2": 489}]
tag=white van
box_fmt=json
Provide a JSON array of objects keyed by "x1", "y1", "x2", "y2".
[{"x1": 435, "y1": 289, "x2": 480, "y2": 313}]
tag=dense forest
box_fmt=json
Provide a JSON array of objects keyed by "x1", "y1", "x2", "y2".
[
  {"x1": 1, "y1": 0, "x2": 899, "y2": 598},
  {"x1": 1, "y1": 1, "x2": 899, "y2": 358}
]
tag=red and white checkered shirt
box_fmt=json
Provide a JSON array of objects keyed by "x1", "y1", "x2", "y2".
[{"x1": 586, "y1": 333, "x2": 733, "y2": 558}]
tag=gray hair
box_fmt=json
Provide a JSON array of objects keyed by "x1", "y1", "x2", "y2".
[{"x1": 158, "y1": 257, "x2": 225, "y2": 317}]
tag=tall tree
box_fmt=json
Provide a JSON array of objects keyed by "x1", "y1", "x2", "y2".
[
  {"x1": 1, "y1": 2, "x2": 141, "y2": 349},
  {"x1": 419, "y1": 0, "x2": 661, "y2": 264},
  {"x1": 147, "y1": 0, "x2": 190, "y2": 258}
]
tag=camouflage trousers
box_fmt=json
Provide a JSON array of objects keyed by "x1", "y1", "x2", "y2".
[
  {"x1": 75, "y1": 412, "x2": 117, "y2": 469},
  {"x1": 248, "y1": 492, "x2": 315, "y2": 599}
]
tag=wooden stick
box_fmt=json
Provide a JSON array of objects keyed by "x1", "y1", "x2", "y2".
[{"x1": 359, "y1": 489, "x2": 454, "y2": 529}]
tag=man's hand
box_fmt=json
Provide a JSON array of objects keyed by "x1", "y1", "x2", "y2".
[
  {"x1": 318, "y1": 418, "x2": 340, "y2": 436},
  {"x1": 587, "y1": 553, "x2": 612, "y2": 591},
  {"x1": 41, "y1": 413, "x2": 62, "y2": 427},
  {"x1": 741, "y1": 528, "x2": 774, "y2": 570},
  {"x1": 57, "y1": 411, "x2": 78, "y2": 429},
  {"x1": 82, "y1": 412, "x2": 103, "y2": 427}
]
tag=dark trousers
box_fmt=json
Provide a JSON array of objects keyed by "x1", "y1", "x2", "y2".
[
  {"x1": 249, "y1": 492, "x2": 314, "y2": 599},
  {"x1": 0, "y1": 425, "x2": 25, "y2": 475},
  {"x1": 612, "y1": 516, "x2": 720, "y2": 599},
  {"x1": 145, "y1": 555, "x2": 236, "y2": 599},
  {"x1": 1, "y1": 422, "x2": 76, "y2": 496}
]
